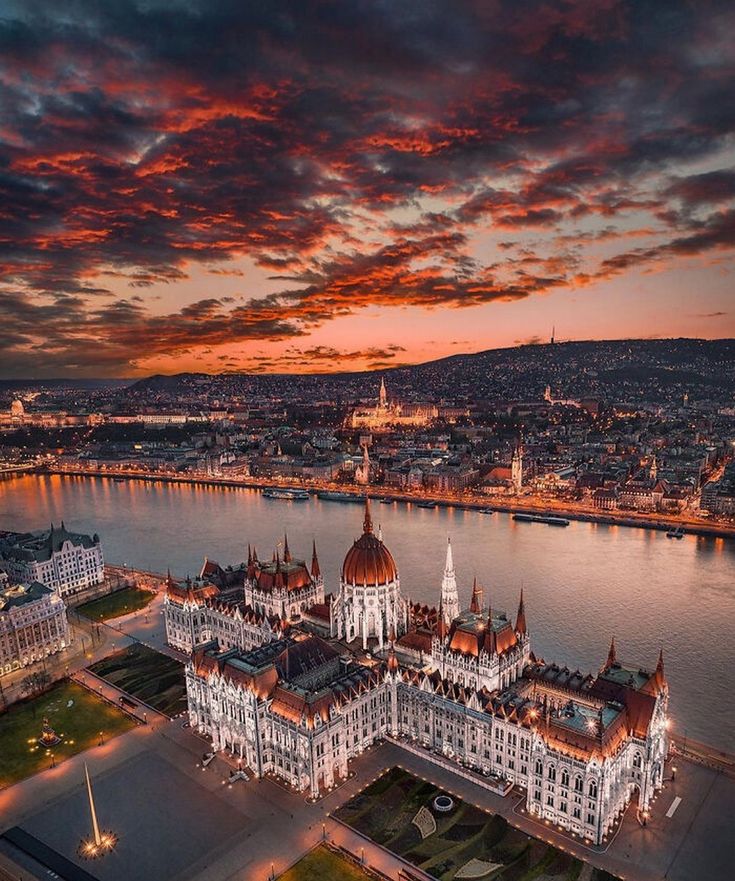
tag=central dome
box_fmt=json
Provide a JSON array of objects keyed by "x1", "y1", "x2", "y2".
[{"x1": 341, "y1": 499, "x2": 398, "y2": 586}]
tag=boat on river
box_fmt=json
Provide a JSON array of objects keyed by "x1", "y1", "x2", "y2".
[
  {"x1": 317, "y1": 490, "x2": 363, "y2": 503},
  {"x1": 513, "y1": 512, "x2": 570, "y2": 526},
  {"x1": 262, "y1": 488, "x2": 310, "y2": 501},
  {"x1": 666, "y1": 526, "x2": 685, "y2": 539}
]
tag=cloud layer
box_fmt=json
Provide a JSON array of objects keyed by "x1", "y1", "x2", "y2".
[{"x1": 1, "y1": 0, "x2": 734, "y2": 375}]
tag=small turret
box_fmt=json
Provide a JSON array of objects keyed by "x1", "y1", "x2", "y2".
[
  {"x1": 311, "y1": 540, "x2": 321, "y2": 579},
  {"x1": 387, "y1": 625, "x2": 399, "y2": 673},
  {"x1": 363, "y1": 496, "x2": 373, "y2": 534},
  {"x1": 469, "y1": 577, "x2": 483, "y2": 615},
  {"x1": 283, "y1": 533, "x2": 291, "y2": 563},
  {"x1": 436, "y1": 599, "x2": 448, "y2": 641},
  {"x1": 606, "y1": 635, "x2": 617, "y2": 669},
  {"x1": 515, "y1": 587, "x2": 527, "y2": 635}
]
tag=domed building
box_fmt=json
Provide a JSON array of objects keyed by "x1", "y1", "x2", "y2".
[{"x1": 331, "y1": 499, "x2": 407, "y2": 648}]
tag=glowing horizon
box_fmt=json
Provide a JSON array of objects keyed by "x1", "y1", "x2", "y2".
[{"x1": 1, "y1": 1, "x2": 734, "y2": 378}]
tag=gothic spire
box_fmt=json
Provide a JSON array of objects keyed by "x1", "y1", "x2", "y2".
[
  {"x1": 440, "y1": 537, "x2": 459, "y2": 624},
  {"x1": 515, "y1": 587, "x2": 527, "y2": 635},
  {"x1": 363, "y1": 496, "x2": 373, "y2": 534},
  {"x1": 311, "y1": 540, "x2": 321, "y2": 579},
  {"x1": 436, "y1": 598, "x2": 448, "y2": 640},
  {"x1": 656, "y1": 647, "x2": 665, "y2": 680},
  {"x1": 283, "y1": 533, "x2": 291, "y2": 563},
  {"x1": 606, "y1": 635, "x2": 617, "y2": 669},
  {"x1": 469, "y1": 577, "x2": 482, "y2": 615}
]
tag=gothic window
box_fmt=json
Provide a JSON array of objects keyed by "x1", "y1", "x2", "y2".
[
  {"x1": 574, "y1": 775, "x2": 583, "y2": 793},
  {"x1": 535, "y1": 759, "x2": 543, "y2": 776},
  {"x1": 561, "y1": 769, "x2": 569, "y2": 787},
  {"x1": 548, "y1": 765, "x2": 556, "y2": 782},
  {"x1": 588, "y1": 780, "x2": 598, "y2": 799},
  {"x1": 633, "y1": 752, "x2": 642, "y2": 769}
]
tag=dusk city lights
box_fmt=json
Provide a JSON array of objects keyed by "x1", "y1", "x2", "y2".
[{"x1": 0, "y1": 3, "x2": 733, "y2": 881}]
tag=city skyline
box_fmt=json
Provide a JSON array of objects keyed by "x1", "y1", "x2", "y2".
[{"x1": 1, "y1": 1, "x2": 734, "y2": 378}]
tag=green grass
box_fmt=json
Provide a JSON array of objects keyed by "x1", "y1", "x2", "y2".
[
  {"x1": 335, "y1": 768, "x2": 617, "y2": 881},
  {"x1": 89, "y1": 643, "x2": 186, "y2": 717},
  {"x1": 76, "y1": 586, "x2": 155, "y2": 621},
  {"x1": 279, "y1": 845, "x2": 371, "y2": 881},
  {"x1": 0, "y1": 680, "x2": 136, "y2": 788}
]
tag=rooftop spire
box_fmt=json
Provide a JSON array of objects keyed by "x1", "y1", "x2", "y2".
[
  {"x1": 436, "y1": 598, "x2": 448, "y2": 640},
  {"x1": 363, "y1": 496, "x2": 373, "y2": 534},
  {"x1": 283, "y1": 533, "x2": 291, "y2": 563},
  {"x1": 311, "y1": 540, "x2": 321, "y2": 579},
  {"x1": 470, "y1": 577, "x2": 483, "y2": 615},
  {"x1": 656, "y1": 646, "x2": 665, "y2": 679},
  {"x1": 515, "y1": 587, "x2": 527, "y2": 635},
  {"x1": 606, "y1": 635, "x2": 617, "y2": 669},
  {"x1": 440, "y1": 537, "x2": 459, "y2": 624}
]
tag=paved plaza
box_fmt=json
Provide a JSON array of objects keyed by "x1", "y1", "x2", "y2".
[{"x1": 0, "y1": 718, "x2": 732, "y2": 881}]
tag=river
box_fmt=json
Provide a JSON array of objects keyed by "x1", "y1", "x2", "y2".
[{"x1": 1, "y1": 473, "x2": 733, "y2": 751}]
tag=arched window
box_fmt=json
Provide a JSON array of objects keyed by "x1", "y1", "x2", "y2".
[
  {"x1": 548, "y1": 764, "x2": 556, "y2": 782},
  {"x1": 561, "y1": 769, "x2": 569, "y2": 787},
  {"x1": 633, "y1": 752, "x2": 642, "y2": 769},
  {"x1": 574, "y1": 775, "x2": 583, "y2": 793},
  {"x1": 535, "y1": 759, "x2": 543, "y2": 777},
  {"x1": 588, "y1": 780, "x2": 598, "y2": 798}
]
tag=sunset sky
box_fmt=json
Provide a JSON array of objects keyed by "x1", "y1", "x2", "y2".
[{"x1": 1, "y1": 0, "x2": 734, "y2": 378}]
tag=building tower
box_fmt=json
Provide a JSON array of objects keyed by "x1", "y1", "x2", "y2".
[
  {"x1": 649, "y1": 454, "x2": 658, "y2": 481},
  {"x1": 379, "y1": 377, "x2": 388, "y2": 408},
  {"x1": 331, "y1": 498, "x2": 407, "y2": 649},
  {"x1": 440, "y1": 537, "x2": 459, "y2": 625},
  {"x1": 511, "y1": 442, "x2": 523, "y2": 493},
  {"x1": 355, "y1": 443, "x2": 371, "y2": 485}
]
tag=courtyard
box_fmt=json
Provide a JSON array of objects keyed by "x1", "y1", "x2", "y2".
[
  {"x1": 0, "y1": 680, "x2": 136, "y2": 789},
  {"x1": 88, "y1": 642, "x2": 186, "y2": 716},
  {"x1": 76, "y1": 586, "x2": 155, "y2": 621},
  {"x1": 334, "y1": 767, "x2": 620, "y2": 881}
]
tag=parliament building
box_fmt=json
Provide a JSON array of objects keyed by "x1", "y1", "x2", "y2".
[{"x1": 167, "y1": 500, "x2": 669, "y2": 845}]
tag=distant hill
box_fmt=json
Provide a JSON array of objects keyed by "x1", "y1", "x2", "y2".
[
  {"x1": 0, "y1": 378, "x2": 133, "y2": 390},
  {"x1": 125, "y1": 338, "x2": 735, "y2": 403}
]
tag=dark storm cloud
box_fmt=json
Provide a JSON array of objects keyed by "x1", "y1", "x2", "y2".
[{"x1": 0, "y1": 0, "x2": 734, "y2": 374}]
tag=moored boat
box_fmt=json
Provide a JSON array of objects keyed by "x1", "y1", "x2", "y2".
[
  {"x1": 317, "y1": 490, "x2": 363, "y2": 503},
  {"x1": 262, "y1": 488, "x2": 309, "y2": 500}
]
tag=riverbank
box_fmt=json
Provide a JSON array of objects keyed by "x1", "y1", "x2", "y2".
[{"x1": 45, "y1": 467, "x2": 735, "y2": 540}]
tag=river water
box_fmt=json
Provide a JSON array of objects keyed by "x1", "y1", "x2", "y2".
[{"x1": 1, "y1": 474, "x2": 733, "y2": 751}]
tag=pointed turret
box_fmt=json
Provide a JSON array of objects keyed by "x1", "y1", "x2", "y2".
[
  {"x1": 606, "y1": 635, "x2": 617, "y2": 669},
  {"x1": 363, "y1": 496, "x2": 373, "y2": 534},
  {"x1": 252, "y1": 546, "x2": 258, "y2": 562},
  {"x1": 387, "y1": 624, "x2": 399, "y2": 672},
  {"x1": 515, "y1": 587, "x2": 527, "y2": 635},
  {"x1": 247, "y1": 544, "x2": 252, "y2": 565},
  {"x1": 656, "y1": 647, "x2": 665, "y2": 680},
  {"x1": 283, "y1": 533, "x2": 291, "y2": 563},
  {"x1": 378, "y1": 523, "x2": 383, "y2": 541},
  {"x1": 436, "y1": 599, "x2": 448, "y2": 641},
  {"x1": 470, "y1": 577, "x2": 482, "y2": 615},
  {"x1": 440, "y1": 537, "x2": 459, "y2": 624},
  {"x1": 311, "y1": 540, "x2": 321, "y2": 579}
]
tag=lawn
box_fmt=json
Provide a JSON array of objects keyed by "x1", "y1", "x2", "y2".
[
  {"x1": 76, "y1": 586, "x2": 155, "y2": 621},
  {"x1": 0, "y1": 680, "x2": 137, "y2": 788},
  {"x1": 334, "y1": 768, "x2": 619, "y2": 881},
  {"x1": 279, "y1": 845, "x2": 371, "y2": 881},
  {"x1": 89, "y1": 643, "x2": 186, "y2": 717}
]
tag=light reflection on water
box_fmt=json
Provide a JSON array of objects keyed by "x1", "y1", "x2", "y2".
[{"x1": 1, "y1": 474, "x2": 734, "y2": 751}]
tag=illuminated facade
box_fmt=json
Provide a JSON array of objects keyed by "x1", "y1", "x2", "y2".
[
  {"x1": 0, "y1": 577, "x2": 71, "y2": 675},
  {"x1": 349, "y1": 379, "x2": 438, "y2": 429},
  {"x1": 0, "y1": 523, "x2": 104, "y2": 599},
  {"x1": 181, "y1": 511, "x2": 669, "y2": 843}
]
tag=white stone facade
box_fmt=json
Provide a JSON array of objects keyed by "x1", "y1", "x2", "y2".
[
  {"x1": 0, "y1": 579, "x2": 71, "y2": 675},
  {"x1": 0, "y1": 524, "x2": 104, "y2": 599},
  {"x1": 182, "y1": 531, "x2": 669, "y2": 844}
]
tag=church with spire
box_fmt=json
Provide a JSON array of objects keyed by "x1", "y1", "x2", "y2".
[{"x1": 170, "y1": 503, "x2": 669, "y2": 843}]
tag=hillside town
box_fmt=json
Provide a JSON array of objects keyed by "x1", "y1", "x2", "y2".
[{"x1": 2, "y1": 341, "x2": 734, "y2": 526}]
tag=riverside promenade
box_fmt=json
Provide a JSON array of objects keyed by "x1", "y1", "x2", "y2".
[{"x1": 47, "y1": 466, "x2": 735, "y2": 540}]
